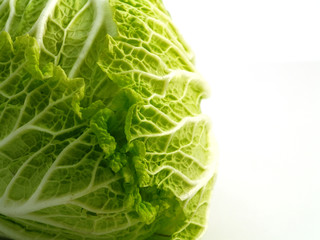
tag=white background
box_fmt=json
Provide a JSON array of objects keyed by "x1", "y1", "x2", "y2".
[{"x1": 163, "y1": 0, "x2": 320, "y2": 239}]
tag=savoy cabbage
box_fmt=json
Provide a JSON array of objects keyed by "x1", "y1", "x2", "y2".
[{"x1": 0, "y1": 0, "x2": 217, "y2": 239}]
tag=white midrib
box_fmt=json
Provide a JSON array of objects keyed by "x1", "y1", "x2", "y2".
[
  {"x1": 33, "y1": 0, "x2": 59, "y2": 45},
  {"x1": 0, "y1": 134, "x2": 122, "y2": 216},
  {"x1": 0, "y1": 177, "x2": 121, "y2": 217},
  {"x1": 141, "y1": 112, "x2": 215, "y2": 201},
  {"x1": 117, "y1": 2, "x2": 195, "y2": 71},
  {"x1": 141, "y1": 104, "x2": 178, "y2": 125},
  {"x1": 54, "y1": 0, "x2": 91, "y2": 66},
  {"x1": 13, "y1": 131, "x2": 91, "y2": 209},
  {"x1": 3, "y1": 0, "x2": 15, "y2": 32},
  {"x1": 174, "y1": 182, "x2": 209, "y2": 239},
  {"x1": 179, "y1": 162, "x2": 216, "y2": 201},
  {"x1": 13, "y1": 214, "x2": 141, "y2": 236},
  {"x1": 0, "y1": 94, "x2": 72, "y2": 149},
  {"x1": 148, "y1": 150, "x2": 207, "y2": 170},
  {"x1": 145, "y1": 69, "x2": 204, "y2": 100},
  {"x1": 68, "y1": 0, "x2": 116, "y2": 78},
  {"x1": 0, "y1": 123, "x2": 87, "y2": 204},
  {"x1": 147, "y1": 163, "x2": 215, "y2": 202},
  {"x1": 130, "y1": 114, "x2": 209, "y2": 140}
]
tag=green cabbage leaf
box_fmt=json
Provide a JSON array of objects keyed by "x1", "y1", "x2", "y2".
[{"x1": 0, "y1": 0, "x2": 216, "y2": 239}]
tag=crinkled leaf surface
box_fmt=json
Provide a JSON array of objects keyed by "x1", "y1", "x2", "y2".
[{"x1": 0, "y1": 0, "x2": 217, "y2": 239}]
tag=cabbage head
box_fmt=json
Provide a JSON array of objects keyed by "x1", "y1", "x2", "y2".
[{"x1": 0, "y1": 0, "x2": 216, "y2": 239}]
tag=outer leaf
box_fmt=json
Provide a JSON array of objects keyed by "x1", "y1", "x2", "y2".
[
  {"x1": 0, "y1": 32, "x2": 147, "y2": 240},
  {"x1": 0, "y1": 0, "x2": 217, "y2": 239},
  {"x1": 98, "y1": 1, "x2": 216, "y2": 239}
]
